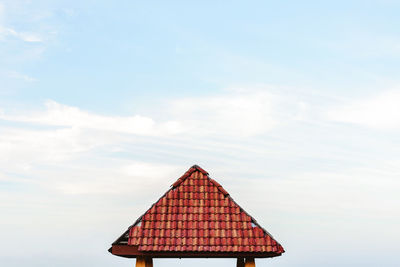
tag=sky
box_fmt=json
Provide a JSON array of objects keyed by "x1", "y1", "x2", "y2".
[{"x1": 1, "y1": 0, "x2": 400, "y2": 266}]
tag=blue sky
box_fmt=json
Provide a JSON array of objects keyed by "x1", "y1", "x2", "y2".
[{"x1": 1, "y1": 1, "x2": 400, "y2": 266}]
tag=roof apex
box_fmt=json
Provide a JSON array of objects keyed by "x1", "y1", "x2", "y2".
[
  {"x1": 171, "y1": 164, "x2": 209, "y2": 187},
  {"x1": 190, "y1": 164, "x2": 209, "y2": 175}
]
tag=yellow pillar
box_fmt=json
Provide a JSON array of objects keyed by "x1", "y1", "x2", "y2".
[
  {"x1": 136, "y1": 256, "x2": 146, "y2": 267},
  {"x1": 245, "y1": 258, "x2": 255, "y2": 267},
  {"x1": 237, "y1": 258, "x2": 245, "y2": 267}
]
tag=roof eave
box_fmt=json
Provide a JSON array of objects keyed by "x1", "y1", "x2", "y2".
[{"x1": 109, "y1": 244, "x2": 283, "y2": 258}]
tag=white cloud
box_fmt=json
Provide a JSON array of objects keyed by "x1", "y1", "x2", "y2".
[
  {"x1": 0, "y1": 26, "x2": 42, "y2": 42},
  {"x1": 52, "y1": 161, "x2": 181, "y2": 195},
  {"x1": 0, "y1": 127, "x2": 96, "y2": 170},
  {"x1": 0, "y1": 89, "x2": 286, "y2": 139},
  {"x1": 326, "y1": 89, "x2": 400, "y2": 130},
  {"x1": 0, "y1": 90, "x2": 303, "y2": 181},
  {"x1": 235, "y1": 163, "x2": 400, "y2": 219},
  {"x1": 0, "y1": 91, "x2": 285, "y2": 198},
  {"x1": 0, "y1": 101, "x2": 186, "y2": 180},
  {"x1": 7, "y1": 71, "x2": 37, "y2": 82},
  {"x1": 18, "y1": 32, "x2": 42, "y2": 42},
  {"x1": 119, "y1": 161, "x2": 178, "y2": 180},
  {"x1": 0, "y1": 100, "x2": 184, "y2": 136},
  {"x1": 169, "y1": 89, "x2": 278, "y2": 136},
  {"x1": 0, "y1": 3, "x2": 43, "y2": 43},
  {"x1": 0, "y1": 122, "x2": 183, "y2": 195}
]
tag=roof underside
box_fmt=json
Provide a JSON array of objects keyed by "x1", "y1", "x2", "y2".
[{"x1": 109, "y1": 165, "x2": 284, "y2": 258}]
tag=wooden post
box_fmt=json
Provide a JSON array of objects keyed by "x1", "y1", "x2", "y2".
[
  {"x1": 136, "y1": 256, "x2": 146, "y2": 267},
  {"x1": 236, "y1": 257, "x2": 245, "y2": 267},
  {"x1": 135, "y1": 256, "x2": 153, "y2": 267},
  {"x1": 145, "y1": 257, "x2": 153, "y2": 267},
  {"x1": 245, "y1": 258, "x2": 255, "y2": 267}
]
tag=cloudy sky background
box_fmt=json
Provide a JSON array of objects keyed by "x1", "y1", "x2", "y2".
[{"x1": 1, "y1": 1, "x2": 400, "y2": 266}]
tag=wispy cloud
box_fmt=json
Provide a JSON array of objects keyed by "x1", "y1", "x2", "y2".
[
  {"x1": 0, "y1": 125, "x2": 183, "y2": 195},
  {"x1": 0, "y1": 90, "x2": 289, "y2": 197},
  {"x1": 0, "y1": 88, "x2": 293, "y2": 138},
  {"x1": 0, "y1": 100, "x2": 184, "y2": 136},
  {"x1": 0, "y1": 100, "x2": 184, "y2": 179},
  {"x1": 6, "y1": 71, "x2": 38, "y2": 82},
  {"x1": 51, "y1": 161, "x2": 182, "y2": 195},
  {"x1": 0, "y1": 126, "x2": 100, "y2": 174},
  {"x1": 0, "y1": 26, "x2": 42, "y2": 43},
  {"x1": 169, "y1": 89, "x2": 280, "y2": 136},
  {"x1": 326, "y1": 89, "x2": 400, "y2": 130}
]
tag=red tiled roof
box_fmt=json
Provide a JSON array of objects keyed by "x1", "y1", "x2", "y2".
[{"x1": 111, "y1": 165, "x2": 284, "y2": 257}]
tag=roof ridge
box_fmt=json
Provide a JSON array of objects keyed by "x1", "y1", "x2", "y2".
[
  {"x1": 191, "y1": 164, "x2": 209, "y2": 175},
  {"x1": 171, "y1": 165, "x2": 208, "y2": 187},
  {"x1": 209, "y1": 178, "x2": 229, "y2": 196}
]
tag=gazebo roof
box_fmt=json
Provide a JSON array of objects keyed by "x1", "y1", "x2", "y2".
[{"x1": 109, "y1": 165, "x2": 284, "y2": 258}]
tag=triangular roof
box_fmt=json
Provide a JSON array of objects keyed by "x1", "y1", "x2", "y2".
[{"x1": 109, "y1": 165, "x2": 284, "y2": 258}]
